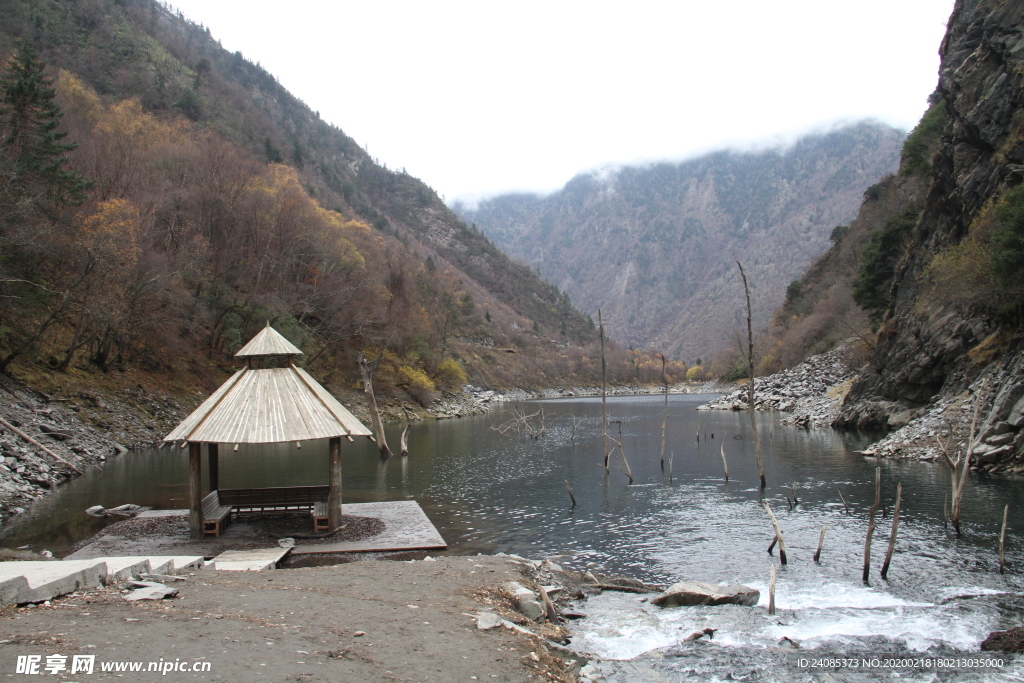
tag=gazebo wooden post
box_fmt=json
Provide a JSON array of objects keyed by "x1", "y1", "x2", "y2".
[
  {"x1": 328, "y1": 436, "x2": 342, "y2": 528},
  {"x1": 208, "y1": 443, "x2": 219, "y2": 493},
  {"x1": 189, "y1": 442, "x2": 203, "y2": 539}
]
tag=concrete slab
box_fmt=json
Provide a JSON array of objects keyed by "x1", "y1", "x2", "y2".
[
  {"x1": 0, "y1": 554, "x2": 207, "y2": 607},
  {"x1": 293, "y1": 501, "x2": 447, "y2": 555},
  {"x1": 159, "y1": 556, "x2": 205, "y2": 572},
  {"x1": 211, "y1": 547, "x2": 290, "y2": 571},
  {"x1": 91, "y1": 557, "x2": 152, "y2": 582},
  {"x1": 0, "y1": 560, "x2": 107, "y2": 605}
]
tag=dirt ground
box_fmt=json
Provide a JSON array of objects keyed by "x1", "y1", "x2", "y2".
[{"x1": 0, "y1": 556, "x2": 579, "y2": 682}]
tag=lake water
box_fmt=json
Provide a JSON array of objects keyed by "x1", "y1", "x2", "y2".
[{"x1": 2, "y1": 394, "x2": 1023, "y2": 678}]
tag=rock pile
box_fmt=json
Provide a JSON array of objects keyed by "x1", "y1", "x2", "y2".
[
  {"x1": 699, "y1": 346, "x2": 855, "y2": 424},
  {"x1": 864, "y1": 358, "x2": 1024, "y2": 474}
]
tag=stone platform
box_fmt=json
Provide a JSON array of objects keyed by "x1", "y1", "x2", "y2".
[
  {"x1": 293, "y1": 501, "x2": 447, "y2": 554},
  {"x1": 66, "y1": 501, "x2": 446, "y2": 559}
]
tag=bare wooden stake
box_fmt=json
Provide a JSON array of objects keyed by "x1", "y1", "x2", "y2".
[
  {"x1": 538, "y1": 585, "x2": 558, "y2": 622},
  {"x1": 659, "y1": 354, "x2": 668, "y2": 471},
  {"x1": 737, "y1": 262, "x2": 765, "y2": 489},
  {"x1": 599, "y1": 309, "x2": 609, "y2": 475},
  {"x1": 610, "y1": 436, "x2": 633, "y2": 484},
  {"x1": 838, "y1": 487, "x2": 849, "y2": 514},
  {"x1": 814, "y1": 523, "x2": 829, "y2": 562},
  {"x1": 763, "y1": 501, "x2": 787, "y2": 565},
  {"x1": 791, "y1": 484, "x2": 799, "y2": 505},
  {"x1": 669, "y1": 450, "x2": 675, "y2": 481},
  {"x1": 768, "y1": 536, "x2": 777, "y2": 554},
  {"x1": 564, "y1": 480, "x2": 576, "y2": 508},
  {"x1": 720, "y1": 443, "x2": 729, "y2": 481},
  {"x1": 1000, "y1": 503, "x2": 1009, "y2": 574},
  {"x1": 881, "y1": 482, "x2": 902, "y2": 579},
  {"x1": 863, "y1": 467, "x2": 881, "y2": 583},
  {"x1": 400, "y1": 406, "x2": 412, "y2": 456},
  {"x1": 768, "y1": 564, "x2": 777, "y2": 616}
]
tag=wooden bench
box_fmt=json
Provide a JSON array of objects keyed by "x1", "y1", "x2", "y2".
[
  {"x1": 312, "y1": 501, "x2": 330, "y2": 531},
  {"x1": 201, "y1": 490, "x2": 232, "y2": 537},
  {"x1": 219, "y1": 486, "x2": 331, "y2": 531}
]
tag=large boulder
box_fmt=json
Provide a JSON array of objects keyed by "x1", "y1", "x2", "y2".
[{"x1": 652, "y1": 581, "x2": 760, "y2": 608}]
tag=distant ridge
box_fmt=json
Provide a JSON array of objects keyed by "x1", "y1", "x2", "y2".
[{"x1": 457, "y1": 121, "x2": 902, "y2": 363}]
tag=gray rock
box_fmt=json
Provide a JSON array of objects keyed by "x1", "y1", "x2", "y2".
[
  {"x1": 475, "y1": 611, "x2": 502, "y2": 630},
  {"x1": 652, "y1": 580, "x2": 760, "y2": 608},
  {"x1": 124, "y1": 581, "x2": 178, "y2": 601},
  {"x1": 986, "y1": 433, "x2": 1015, "y2": 447},
  {"x1": 518, "y1": 598, "x2": 545, "y2": 621},
  {"x1": 37, "y1": 424, "x2": 71, "y2": 441}
]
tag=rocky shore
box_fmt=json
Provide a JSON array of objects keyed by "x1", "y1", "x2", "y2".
[{"x1": 698, "y1": 345, "x2": 857, "y2": 428}]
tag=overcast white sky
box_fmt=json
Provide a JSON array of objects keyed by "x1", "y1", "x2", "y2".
[{"x1": 169, "y1": 0, "x2": 955, "y2": 204}]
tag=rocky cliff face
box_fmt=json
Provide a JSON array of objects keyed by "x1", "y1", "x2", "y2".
[
  {"x1": 457, "y1": 123, "x2": 902, "y2": 362},
  {"x1": 838, "y1": 0, "x2": 1024, "y2": 432}
]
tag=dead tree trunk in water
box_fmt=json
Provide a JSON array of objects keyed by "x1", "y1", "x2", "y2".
[
  {"x1": 659, "y1": 354, "x2": 668, "y2": 471},
  {"x1": 599, "y1": 309, "x2": 609, "y2": 474},
  {"x1": 737, "y1": 262, "x2": 765, "y2": 489},
  {"x1": 863, "y1": 467, "x2": 881, "y2": 583},
  {"x1": 1000, "y1": 504, "x2": 1009, "y2": 574},
  {"x1": 880, "y1": 481, "x2": 902, "y2": 579},
  {"x1": 358, "y1": 351, "x2": 394, "y2": 459},
  {"x1": 763, "y1": 501, "x2": 787, "y2": 565},
  {"x1": 938, "y1": 387, "x2": 984, "y2": 536},
  {"x1": 399, "y1": 406, "x2": 411, "y2": 456}
]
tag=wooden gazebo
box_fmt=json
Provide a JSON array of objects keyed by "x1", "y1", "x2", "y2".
[{"x1": 164, "y1": 324, "x2": 372, "y2": 539}]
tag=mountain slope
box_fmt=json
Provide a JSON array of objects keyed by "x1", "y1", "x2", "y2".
[
  {"x1": 835, "y1": 0, "x2": 1024, "y2": 433},
  {"x1": 0, "y1": 0, "x2": 606, "y2": 395},
  {"x1": 457, "y1": 122, "x2": 902, "y2": 362}
]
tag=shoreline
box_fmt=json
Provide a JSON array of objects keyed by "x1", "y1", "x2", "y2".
[{"x1": 0, "y1": 376, "x2": 729, "y2": 527}]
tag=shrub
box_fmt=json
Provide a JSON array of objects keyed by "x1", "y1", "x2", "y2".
[
  {"x1": 991, "y1": 184, "x2": 1024, "y2": 288},
  {"x1": 434, "y1": 357, "x2": 467, "y2": 389},
  {"x1": 900, "y1": 101, "x2": 947, "y2": 177},
  {"x1": 398, "y1": 364, "x2": 436, "y2": 406},
  {"x1": 920, "y1": 184, "x2": 1024, "y2": 319},
  {"x1": 785, "y1": 280, "x2": 802, "y2": 305},
  {"x1": 853, "y1": 206, "x2": 920, "y2": 318}
]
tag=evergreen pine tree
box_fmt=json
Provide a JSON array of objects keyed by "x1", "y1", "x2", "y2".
[{"x1": 0, "y1": 42, "x2": 90, "y2": 217}]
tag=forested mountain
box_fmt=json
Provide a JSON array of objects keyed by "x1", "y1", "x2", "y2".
[
  {"x1": 0, "y1": 0, "x2": 668, "y2": 397},
  {"x1": 456, "y1": 123, "x2": 902, "y2": 366}
]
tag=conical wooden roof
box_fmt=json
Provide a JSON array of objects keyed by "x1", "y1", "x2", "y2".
[
  {"x1": 163, "y1": 326, "x2": 371, "y2": 444},
  {"x1": 235, "y1": 322, "x2": 303, "y2": 357}
]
